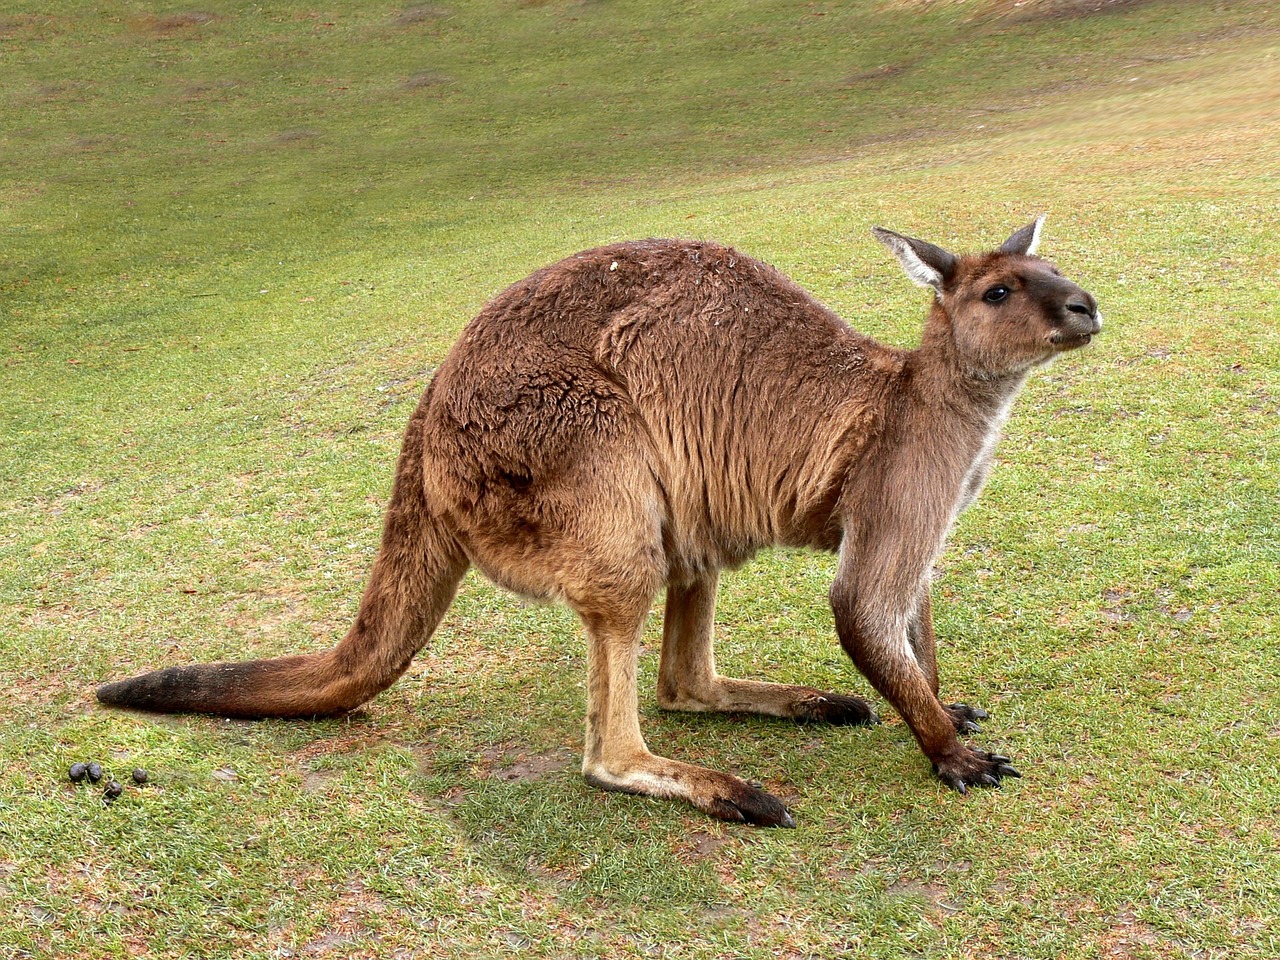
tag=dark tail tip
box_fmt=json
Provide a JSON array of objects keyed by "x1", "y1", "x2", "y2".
[
  {"x1": 96, "y1": 678, "x2": 134, "y2": 707},
  {"x1": 96, "y1": 665, "x2": 216, "y2": 713},
  {"x1": 95, "y1": 657, "x2": 347, "y2": 719}
]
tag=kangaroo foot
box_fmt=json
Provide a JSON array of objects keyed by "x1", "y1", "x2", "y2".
[
  {"x1": 696, "y1": 776, "x2": 796, "y2": 827},
  {"x1": 931, "y1": 745, "x2": 1020, "y2": 795},
  {"x1": 584, "y1": 754, "x2": 796, "y2": 827},
  {"x1": 792, "y1": 691, "x2": 880, "y2": 726},
  {"x1": 943, "y1": 702, "x2": 989, "y2": 735},
  {"x1": 658, "y1": 677, "x2": 879, "y2": 727}
]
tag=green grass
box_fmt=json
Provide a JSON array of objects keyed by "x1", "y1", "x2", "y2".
[{"x1": 3, "y1": 0, "x2": 1279, "y2": 957}]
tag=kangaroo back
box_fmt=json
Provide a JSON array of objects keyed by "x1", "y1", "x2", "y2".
[{"x1": 96, "y1": 390, "x2": 469, "y2": 718}]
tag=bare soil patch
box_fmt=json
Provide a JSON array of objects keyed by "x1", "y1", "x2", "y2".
[
  {"x1": 393, "y1": 5, "x2": 451, "y2": 25},
  {"x1": 475, "y1": 742, "x2": 574, "y2": 782},
  {"x1": 401, "y1": 72, "x2": 453, "y2": 91},
  {"x1": 130, "y1": 12, "x2": 218, "y2": 36}
]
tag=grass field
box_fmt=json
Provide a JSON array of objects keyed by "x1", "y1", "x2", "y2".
[{"x1": 3, "y1": 0, "x2": 1279, "y2": 957}]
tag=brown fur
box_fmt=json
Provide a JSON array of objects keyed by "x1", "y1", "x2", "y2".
[{"x1": 98, "y1": 220, "x2": 1100, "y2": 826}]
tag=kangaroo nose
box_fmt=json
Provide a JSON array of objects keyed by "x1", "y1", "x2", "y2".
[{"x1": 1066, "y1": 297, "x2": 1102, "y2": 334}]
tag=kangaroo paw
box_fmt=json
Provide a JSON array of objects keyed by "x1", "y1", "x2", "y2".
[
  {"x1": 932, "y1": 745, "x2": 1021, "y2": 795},
  {"x1": 943, "y1": 702, "x2": 989, "y2": 735}
]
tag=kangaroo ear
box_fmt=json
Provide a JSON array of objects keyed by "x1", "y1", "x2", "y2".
[
  {"x1": 872, "y1": 227, "x2": 958, "y2": 293},
  {"x1": 1000, "y1": 215, "x2": 1045, "y2": 256}
]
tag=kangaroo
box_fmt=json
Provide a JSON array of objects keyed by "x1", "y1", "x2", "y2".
[{"x1": 98, "y1": 218, "x2": 1101, "y2": 827}]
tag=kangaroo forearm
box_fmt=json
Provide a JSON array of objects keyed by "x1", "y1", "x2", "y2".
[{"x1": 830, "y1": 596, "x2": 959, "y2": 763}]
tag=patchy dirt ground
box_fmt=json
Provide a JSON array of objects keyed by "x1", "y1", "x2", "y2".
[{"x1": 889, "y1": 0, "x2": 1156, "y2": 21}]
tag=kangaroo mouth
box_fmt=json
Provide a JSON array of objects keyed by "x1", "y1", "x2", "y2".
[{"x1": 1050, "y1": 331, "x2": 1094, "y2": 350}]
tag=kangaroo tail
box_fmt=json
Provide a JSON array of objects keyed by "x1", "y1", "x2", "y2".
[{"x1": 97, "y1": 395, "x2": 469, "y2": 718}]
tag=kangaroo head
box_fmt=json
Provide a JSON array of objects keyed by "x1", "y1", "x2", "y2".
[{"x1": 872, "y1": 217, "x2": 1101, "y2": 379}]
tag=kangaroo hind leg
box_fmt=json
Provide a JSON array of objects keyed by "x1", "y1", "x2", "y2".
[
  {"x1": 655, "y1": 572, "x2": 878, "y2": 726},
  {"x1": 578, "y1": 592, "x2": 795, "y2": 828}
]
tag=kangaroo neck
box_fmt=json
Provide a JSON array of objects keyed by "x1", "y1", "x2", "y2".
[{"x1": 908, "y1": 301, "x2": 1030, "y2": 428}]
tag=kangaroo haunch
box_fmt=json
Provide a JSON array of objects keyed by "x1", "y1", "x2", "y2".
[{"x1": 99, "y1": 218, "x2": 1101, "y2": 827}]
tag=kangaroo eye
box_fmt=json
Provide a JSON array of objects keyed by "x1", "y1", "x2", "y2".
[{"x1": 983, "y1": 285, "x2": 1010, "y2": 304}]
